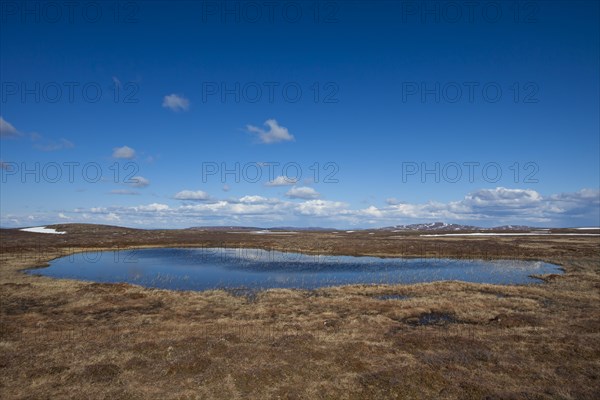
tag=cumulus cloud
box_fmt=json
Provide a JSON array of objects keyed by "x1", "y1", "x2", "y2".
[
  {"x1": 377, "y1": 187, "x2": 599, "y2": 223},
  {"x1": 136, "y1": 203, "x2": 169, "y2": 212},
  {"x1": 238, "y1": 195, "x2": 269, "y2": 203},
  {"x1": 464, "y1": 187, "x2": 542, "y2": 208},
  {"x1": 295, "y1": 200, "x2": 348, "y2": 216},
  {"x1": 266, "y1": 175, "x2": 298, "y2": 186},
  {"x1": 0, "y1": 117, "x2": 21, "y2": 138},
  {"x1": 162, "y1": 94, "x2": 190, "y2": 112},
  {"x1": 3, "y1": 187, "x2": 598, "y2": 229},
  {"x1": 286, "y1": 186, "x2": 320, "y2": 199},
  {"x1": 174, "y1": 190, "x2": 211, "y2": 201},
  {"x1": 247, "y1": 119, "x2": 294, "y2": 144},
  {"x1": 112, "y1": 145, "x2": 136, "y2": 159},
  {"x1": 128, "y1": 176, "x2": 150, "y2": 188},
  {"x1": 105, "y1": 213, "x2": 120, "y2": 221}
]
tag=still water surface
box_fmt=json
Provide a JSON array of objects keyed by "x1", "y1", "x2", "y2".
[{"x1": 27, "y1": 248, "x2": 562, "y2": 291}]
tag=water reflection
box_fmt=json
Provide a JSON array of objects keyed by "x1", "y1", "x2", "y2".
[{"x1": 27, "y1": 248, "x2": 563, "y2": 291}]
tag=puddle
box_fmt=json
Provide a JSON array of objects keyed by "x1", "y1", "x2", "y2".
[
  {"x1": 405, "y1": 312, "x2": 458, "y2": 326},
  {"x1": 374, "y1": 294, "x2": 410, "y2": 301},
  {"x1": 26, "y1": 248, "x2": 563, "y2": 292}
]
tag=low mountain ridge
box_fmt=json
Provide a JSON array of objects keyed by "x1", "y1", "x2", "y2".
[{"x1": 378, "y1": 222, "x2": 537, "y2": 231}]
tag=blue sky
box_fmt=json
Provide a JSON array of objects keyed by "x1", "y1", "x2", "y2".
[{"x1": 1, "y1": 0, "x2": 599, "y2": 228}]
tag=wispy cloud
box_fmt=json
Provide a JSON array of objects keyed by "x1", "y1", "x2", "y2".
[
  {"x1": 112, "y1": 145, "x2": 136, "y2": 159},
  {"x1": 128, "y1": 176, "x2": 150, "y2": 188},
  {"x1": 34, "y1": 138, "x2": 74, "y2": 152},
  {"x1": 162, "y1": 94, "x2": 190, "y2": 112},
  {"x1": 247, "y1": 119, "x2": 295, "y2": 144},
  {"x1": 2, "y1": 117, "x2": 74, "y2": 151},
  {"x1": 286, "y1": 186, "x2": 320, "y2": 199},
  {"x1": 109, "y1": 189, "x2": 140, "y2": 195},
  {"x1": 0, "y1": 116, "x2": 21, "y2": 138}
]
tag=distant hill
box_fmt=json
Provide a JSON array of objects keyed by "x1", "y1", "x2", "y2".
[
  {"x1": 12, "y1": 222, "x2": 595, "y2": 234},
  {"x1": 187, "y1": 226, "x2": 338, "y2": 231},
  {"x1": 186, "y1": 222, "x2": 541, "y2": 232},
  {"x1": 268, "y1": 226, "x2": 339, "y2": 231},
  {"x1": 186, "y1": 226, "x2": 262, "y2": 231},
  {"x1": 378, "y1": 222, "x2": 537, "y2": 232}
]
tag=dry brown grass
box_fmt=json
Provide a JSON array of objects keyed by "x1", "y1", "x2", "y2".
[{"x1": 0, "y1": 225, "x2": 599, "y2": 399}]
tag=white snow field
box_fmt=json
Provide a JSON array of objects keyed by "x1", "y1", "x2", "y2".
[
  {"x1": 19, "y1": 227, "x2": 66, "y2": 234},
  {"x1": 420, "y1": 233, "x2": 600, "y2": 237}
]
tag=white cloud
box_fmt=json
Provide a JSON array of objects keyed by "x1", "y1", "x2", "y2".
[
  {"x1": 464, "y1": 187, "x2": 542, "y2": 208},
  {"x1": 0, "y1": 116, "x2": 21, "y2": 138},
  {"x1": 3, "y1": 187, "x2": 598, "y2": 229},
  {"x1": 106, "y1": 213, "x2": 120, "y2": 221},
  {"x1": 286, "y1": 186, "x2": 320, "y2": 199},
  {"x1": 136, "y1": 203, "x2": 169, "y2": 212},
  {"x1": 0, "y1": 116, "x2": 75, "y2": 151},
  {"x1": 550, "y1": 188, "x2": 600, "y2": 203},
  {"x1": 234, "y1": 195, "x2": 282, "y2": 205},
  {"x1": 174, "y1": 190, "x2": 210, "y2": 201},
  {"x1": 162, "y1": 94, "x2": 190, "y2": 112},
  {"x1": 0, "y1": 117, "x2": 73, "y2": 151},
  {"x1": 295, "y1": 200, "x2": 347, "y2": 216},
  {"x1": 112, "y1": 145, "x2": 136, "y2": 159},
  {"x1": 58, "y1": 213, "x2": 71, "y2": 220},
  {"x1": 129, "y1": 176, "x2": 150, "y2": 188},
  {"x1": 110, "y1": 189, "x2": 140, "y2": 195},
  {"x1": 238, "y1": 195, "x2": 269, "y2": 203},
  {"x1": 361, "y1": 205, "x2": 384, "y2": 217},
  {"x1": 266, "y1": 175, "x2": 298, "y2": 186},
  {"x1": 386, "y1": 198, "x2": 402, "y2": 205},
  {"x1": 372, "y1": 187, "x2": 600, "y2": 223},
  {"x1": 247, "y1": 119, "x2": 294, "y2": 144}
]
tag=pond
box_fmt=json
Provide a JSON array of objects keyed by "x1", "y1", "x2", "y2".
[{"x1": 27, "y1": 247, "x2": 562, "y2": 291}]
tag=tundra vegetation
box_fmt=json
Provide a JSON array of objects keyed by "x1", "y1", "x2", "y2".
[{"x1": 1, "y1": 224, "x2": 599, "y2": 399}]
